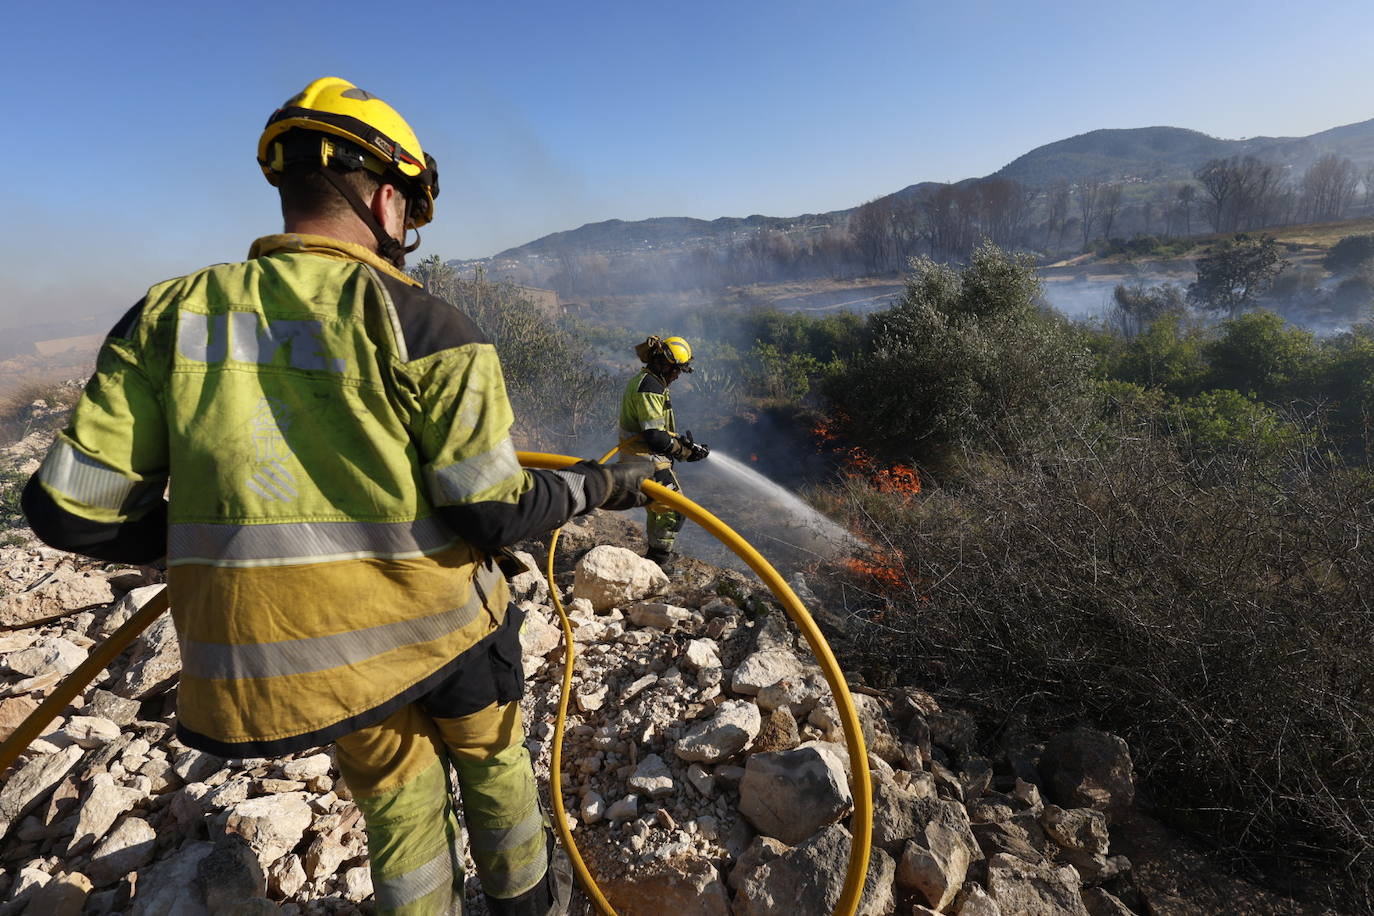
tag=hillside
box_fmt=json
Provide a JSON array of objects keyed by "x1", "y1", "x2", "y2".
[{"x1": 458, "y1": 118, "x2": 1374, "y2": 298}]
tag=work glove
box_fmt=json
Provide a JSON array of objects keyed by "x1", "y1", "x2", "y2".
[
  {"x1": 679, "y1": 430, "x2": 710, "y2": 462},
  {"x1": 564, "y1": 460, "x2": 651, "y2": 511}
]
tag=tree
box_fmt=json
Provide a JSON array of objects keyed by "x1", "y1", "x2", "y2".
[
  {"x1": 1099, "y1": 183, "x2": 1124, "y2": 240},
  {"x1": 1108, "y1": 281, "x2": 1187, "y2": 338},
  {"x1": 1187, "y1": 235, "x2": 1287, "y2": 318},
  {"x1": 1077, "y1": 179, "x2": 1103, "y2": 249},
  {"x1": 1300, "y1": 154, "x2": 1358, "y2": 223},
  {"x1": 1176, "y1": 183, "x2": 1196, "y2": 236},
  {"x1": 828, "y1": 241, "x2": 1092, "y2": 463},
  {"x1": 1046, "y1": 180, "x2": 1070, "y2": 250},
  {"x1": 1201, "y1": 310, "x2": 1316, "y2": 402}
]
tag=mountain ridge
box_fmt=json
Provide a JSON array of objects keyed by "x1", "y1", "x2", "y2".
[{"x1": 476, "y1": 118, "x2": 1374, "y2": 266}]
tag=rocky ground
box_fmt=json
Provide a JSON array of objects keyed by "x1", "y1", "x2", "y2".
[{"x1": 0, "y1": 412, "x2": 1344, "y2": 915}]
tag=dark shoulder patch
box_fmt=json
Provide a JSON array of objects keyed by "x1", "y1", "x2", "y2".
[
  {"x1": 636, "y1": 372, "x2": 666, "y2": 395},
  {"x1": 108, "y1": 298, "x2": 147, "y2": 340},
  {"x1": 376, "y1": 272, "x2": 488, "y2": 360}
]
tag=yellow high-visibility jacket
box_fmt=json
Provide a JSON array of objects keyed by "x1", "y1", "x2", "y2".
[
  {"x1": 618, "y1": 369, "x2": 679, "y2": 459},
  {"x1": 24, "y1": 233, "x2": 595, "y2": 756}
]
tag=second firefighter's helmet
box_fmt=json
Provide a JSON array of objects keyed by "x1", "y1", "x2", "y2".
[
  {"x1": 257, "y1": 77, "x2": 440, "y2": 229},
  {"x1": 635, "y1": 335, "x2": 694, "y2": 373}
]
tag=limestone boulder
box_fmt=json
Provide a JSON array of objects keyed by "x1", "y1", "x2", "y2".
[
  {"x1": 985, "y1": 853, "x2": 1090, "y2": 916},
  {"x1": 88, "y1": 816, "x2": 157, "y2": 886},
  {"x1": 1039, "y1": 728, "x2": 1134, "y2": 810},
  {"x1": 572, "y1": 546, "x2": 668, "y2": 611},
  {"x1": 732, "y1": 823, "x2": 895, "y2": 916},
  {"x1": 0, "y1": 566, "x2": 114, "y2": 628},
  {"x1": 738, "y1": 744, "x2": 852, "y2": 845},
  {"x1": 113, "y1": 613, "x2": 181, "y2": 700},
  {"x1": 674, "y1": 700, "x2": 761, "y2": 764}
]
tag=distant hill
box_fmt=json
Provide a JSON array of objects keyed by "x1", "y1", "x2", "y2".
[
  {"x1": 995, "y1": 121, "x2": 1374, "y2": 186},
  {"x1": 457, "y1": 117, "x2": 1374, "y2": 296}
]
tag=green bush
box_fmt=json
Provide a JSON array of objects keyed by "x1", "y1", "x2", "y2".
[
  {"x1": 1201, "y1": 311, "x2": 1318, "y2": 402},
  {"x1": 1323, "y1": 234, "x2": 1374, "y2": 275},
  {"x1": 828, "y1": 241, "x2": 1093, "y2": 464}
]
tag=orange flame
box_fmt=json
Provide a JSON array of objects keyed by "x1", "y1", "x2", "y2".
[{"x1": 812, "y1": 415, "x2": 921, "y2": 500}]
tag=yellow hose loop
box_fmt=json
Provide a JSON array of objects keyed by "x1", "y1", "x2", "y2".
[
  {"x1": 0, "y1": 587, "x2": 169, "y2": 775},
  {"x1": 520, "y1": 450, "x2": 872, "y2": 916}
]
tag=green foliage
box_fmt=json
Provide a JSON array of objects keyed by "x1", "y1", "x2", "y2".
[
  {"x1": 829, "y1": 241, "x2": 1092, "y2": 462},
  {"x1": 1201, "y1": 311, "x2": 1317, "y2": 401},
  {"x1": 0, "y1": 468, "x2": 26, "y2": 530},
  {"x1": 1099, "y1": 235, "x2": 1196, "y2": 260},
  {"x1": 1323, "y1": 234, "x2": 1374, "y2": 275},
  {"x1": 1105, "y1": 313, "x2": 1208, "y2": 395},
  {"x1": 747, "y1": 343, "x2": 823, "y2": 401},
  {"x1": 1108, "y1": 281, "x2": 1187, "y2": 338},
  {"x1": 1168, "y1": 389, "x2": 1303, "y2": 459},
  {"x1": 1187, "y1": 235, "x2": 1288, "y2": 318}
]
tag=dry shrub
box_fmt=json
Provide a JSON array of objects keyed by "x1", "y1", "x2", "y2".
[{"x1": 824, "y1": 409, "x2": 1374, "y2": 908}]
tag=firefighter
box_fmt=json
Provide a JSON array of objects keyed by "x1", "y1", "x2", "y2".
[
  {"x1": 21, "y1": 77, "x2": 651, "y2": 916},
  {"x1": 618, "y1": 335, "x2": 710, "y2": 566}
]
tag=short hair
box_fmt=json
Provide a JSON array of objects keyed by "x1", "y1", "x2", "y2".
[{"x1": 277, "y1": 165, "x2": 398, "y2": 223}]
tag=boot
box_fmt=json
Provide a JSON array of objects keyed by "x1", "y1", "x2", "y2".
[{"x1": 645, "y1": 546, "x2": 675, "y2": 570}]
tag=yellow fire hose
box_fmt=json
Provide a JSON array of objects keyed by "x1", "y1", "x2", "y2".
[{"x1": 0, "y1": 452, "x2": 873, "y2": 915}]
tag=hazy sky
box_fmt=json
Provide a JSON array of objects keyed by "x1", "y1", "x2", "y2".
[{"x1": 4, "y1": 0, "x2": 1372, "y2": 327}]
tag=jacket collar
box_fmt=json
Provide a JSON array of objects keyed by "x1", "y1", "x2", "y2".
[{"x1": 248, "y1": 233, "x2": 421, "y2": 287}]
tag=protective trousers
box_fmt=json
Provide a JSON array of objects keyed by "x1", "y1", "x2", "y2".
[
  {"x1": 334, "y1": 609, "x2": 550, "y2": 915},
  {"x1": 638, "y1": 459, "x2": 684, "y2": 554}
]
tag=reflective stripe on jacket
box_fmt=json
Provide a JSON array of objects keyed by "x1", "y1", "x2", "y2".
[
  {"x1": 618, "y1": 369, "x2": 675, "y2": 457},
  {"x1": 33, "y1": 233, "x2": 536, "y2": 756}
]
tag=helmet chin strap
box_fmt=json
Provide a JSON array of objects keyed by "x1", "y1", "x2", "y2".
[{"x1": 316, "y1": 167, "x2": 420, "y2": 268}]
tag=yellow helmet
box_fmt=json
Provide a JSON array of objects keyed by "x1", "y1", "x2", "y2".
[
  {"x1": 661, "y1": 336, "x2": 694, "y2": 371},
  {"x1": 258, "y1": 77, "x2": 439, "y2": 230}
]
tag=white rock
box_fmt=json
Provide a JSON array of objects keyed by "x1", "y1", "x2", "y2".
[
  {"x1": 63, "y1": 715, "x2": 121, "y2": 748},
  {"x1": 225, "y1": 793, "x2": 313, "y2": 867},
  {"x1": 67, "y1": 782, "x2": 143, "y2": 854},
  {"x1": 731, "y1": 648, "x2": 807, "y2": 696},
  {"x1": 682, "y1": 638, "x2": 722, "y2": 672},
  {"x1": 5, "y1": 636, "x2": 87, "y2": 677},
  {"x1": 89, "y1": 816, "x2": 157, "y2": 886},
  {"x1": 627, "y1": 602, "x2": 693, "y2": 629},
  {"x1": 342, "y1": 865, "x2": 373, "y2": 901},
  {"x1": 580, "y1": 792, "x2": 605, "y2": 825},
  {"x1": 606, "y1": 795, "x2": 639, "y2": 822},
  {"x1": 627, "y1": 754, "x2": 675, "y2": 798},
  {"x1": 675, "y1": 700, "x2": 761, "y2": 764},
  {"x1": 0, "y1": 743, "x2": 84, "y2": 838},
  {"x1": 113, "y1": 613, "x2": 181, "y2": 700},
  {"x1": 572, "y1": 546, "x2": 668, "y2": 611},
  {"x1": 281, "y1": 753, "x2": 332, "y2": 782}
]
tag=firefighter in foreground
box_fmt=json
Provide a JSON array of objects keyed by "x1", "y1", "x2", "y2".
[
  {"x1": 21, "y1": 77, "x2": 651, "y2": 915},
  {"x1": 618, "y1": 336, "x2": 710, "y2": 566}
]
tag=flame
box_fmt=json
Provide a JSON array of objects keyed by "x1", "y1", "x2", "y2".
[
  {"x1": 750, "y1": 453, "x2": 758, "y2": 462},
  {"x1": 812, "y1": 415, "x2": 921, "y2": 499},
  {"x1": 843, "y1": 555, "x2": 905, "y2": 590}
]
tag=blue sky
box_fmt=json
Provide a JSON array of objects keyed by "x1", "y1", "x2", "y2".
[{"x1": 4, "y1": 0, "x2": 1373, "y2": 325}]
